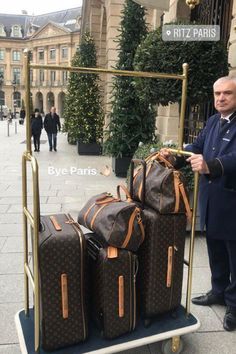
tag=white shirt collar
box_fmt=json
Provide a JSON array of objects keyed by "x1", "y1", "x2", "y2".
[{"x1": 220, "y1": 113, "x2": 234, "y2": 122}]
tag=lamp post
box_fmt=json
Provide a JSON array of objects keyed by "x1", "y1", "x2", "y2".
[
  {"x1": 0, "y1": 74, "x2": 3, "y2": 120},
  {"x1": 12, "y1": 78, "x2": 17, "y2": 119}
]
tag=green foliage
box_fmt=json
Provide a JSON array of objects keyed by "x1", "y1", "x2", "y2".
[
  {"x1": 127, "y1": 141, "x2": 194, "y2": 191},
  {"x1": 104, "y1": 0, "x2": 156, "y2": 158},
  {"x1": 63, "y1": 32, "x2": 104, "y2": 144},
  {"x1": 134, "y1": 22, "x2": 229, "y2": 106}
]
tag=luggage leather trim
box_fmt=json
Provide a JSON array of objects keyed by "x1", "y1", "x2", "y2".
[
  {"x1": 166, "y1": 246, "x2": 173, "y2": 288},
  {"x1": 121, "y1": 207, "x2": 144, "y2": 248},
  {"x1": 118, "y1": 275, "x2": 124, "y2": 317},
  {"x1": 173, "y1": 172, "x2": 180, "y2": 213},
  {"x1": 107, "y1": 246, "x2": 118, "y2": 258},
  {"x1": 61, "y1": 273, "x2": 69, "y2": 319},
  {"x1": 91, "y1": 203, "x2": 109, "y2": 228},
  {"x1": 50, "y1": 216, "x2": 62, "y2": 231}
]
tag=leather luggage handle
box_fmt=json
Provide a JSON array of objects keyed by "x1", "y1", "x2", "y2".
[
  {"x1": 145, "y1": 151, "x2": 174, "y2": 168},
  {"x1": 118, "y1": 275, "x2": 124, "y2": 317},
  {"x1": 61, "y1": 274, "x2": 69, "y2": 319},
  {"x1": 117, "y1": 184, "x2": 132, "y2": 202},
  {"x1": 50, "y1": 216, "x2": 62, "y2": 231},
  {"x1": 166, "y1": 246, "x2": 173, "y2": 288},
  {"x1": 130, "y1": 159, "x2": 146, "y2": 209}
]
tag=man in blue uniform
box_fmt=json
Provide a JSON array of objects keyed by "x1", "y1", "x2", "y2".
[{"x1": 161, "y1": 76, "x2": 236, "y2": 331}]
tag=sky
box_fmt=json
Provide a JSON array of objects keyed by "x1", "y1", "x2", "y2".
[{"x1": 0, "y1": 0, "x2": 83, "y2": 15}]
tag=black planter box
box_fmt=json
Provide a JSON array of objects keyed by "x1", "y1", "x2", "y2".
[
  {"x1": 112, "y1": 156, "x2": 132, "y2": 177},
  {"x1": 78, "y1": 142, "x2": 102, "y2": 155}
]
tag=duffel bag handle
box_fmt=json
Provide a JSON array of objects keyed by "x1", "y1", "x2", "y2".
[
  {"x1": 146, "y1": 151, "x2": 174, "y2": 168},
  {"x1": 117, "y1": 184, "x2": 132, "y2": 201},
  {"x1": 130, "y1": 159, "x2": 146, "y2": 210}
]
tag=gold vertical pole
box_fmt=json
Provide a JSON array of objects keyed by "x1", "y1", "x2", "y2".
[
  {"x1": 186, "y1": 172, "x2": 199, "y2": 314},
  {"x1": 178, "y1": 63, "x2": 189, "y2": 149},
  {"x1": 31, "y1": 157, "x2": 40, "y2": 352},
  {"x1": 23, "y1": 49, "x2": 32, "y2": 155},
  {"x1": 22, "y1": 153, "x2": 29, "y2": 316}
]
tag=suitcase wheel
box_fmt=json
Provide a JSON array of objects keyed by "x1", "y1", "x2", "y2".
[{"x1": 161, "y1": 337, "x2": 183, "y2": 354}]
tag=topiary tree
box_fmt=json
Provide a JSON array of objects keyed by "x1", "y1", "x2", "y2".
[
  {"x1": 134, "y1": 22, "x2": 229, "y2": 106},
  {"x1": 104, "y1": 0, "x2": 156, "y2": 158},
  {"x1": 63, "y1": 32, "x2": 104, "y2": 145}
]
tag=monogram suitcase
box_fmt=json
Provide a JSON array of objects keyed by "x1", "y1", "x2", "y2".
[
  {"x1": 130, "y1": 159, "x2": 187, "y2": 324},
  {"x1": 138, "y1": 209, "x2": 186, "y2": 322},
  {"x1": 85, "y1": 233, "x2": 138, "y2": 339},
  {"x1": 39, "y1": 214, "x2": 88, "y2": 351}
]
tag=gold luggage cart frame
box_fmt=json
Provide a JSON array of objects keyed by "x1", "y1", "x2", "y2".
[{"x1": 21, "y1": 49, "x2": 199, "y2": 353}]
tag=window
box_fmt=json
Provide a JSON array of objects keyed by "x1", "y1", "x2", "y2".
[
  {"x1": 50, "y1": 71, "x2": 56, "y2": 83},
  {"x1": 12, "y1": 50, "x2": 21, "y2": 61},
  {"x1": 0, "y1": 91, "x2": 5, "y2": 106},
  {"x1": 61, "y1": 47, "x2": 68, "y2": 59},
  {"x1": 49, "y1": 48, "x2": 56, "y2": 60},
  {"x1": 0, "y1": 67, "x2": 4, "y2": 79},
  {"x1": 13, "y1": 91, "x2": 21, "y2": 108},
  {"x1": 39, "y1": 69, "x2": 44, "y2": 83},
  {"x1": 62, "y1": 71, "x2": 68, "y2": 84},
  {"x1": 30, "y1": 69, "x2": 33, "y2": 83},
  {"x1": 12, "y1": 25, "x2": 21, "y2": 37},
  {"x1": 38, "y1": 50, "x2": 44, "y2": 60},
  {"x1": 0, "y1": 25, "x2": 6, "y2": 37},
  {"x1": 0, "y1": 49, "x2": 4, "y2": 60},
  {"x1": 13, "y1": 68, "x2": 21, "y2": 84}
]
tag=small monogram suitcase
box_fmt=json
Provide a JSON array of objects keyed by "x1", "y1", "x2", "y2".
[
  {"x1": 85, "y1": 233, "x2": 138, "y2": 339},
  {"x1": 39, "y1": 214, "x2": 88, "y2": 351}
]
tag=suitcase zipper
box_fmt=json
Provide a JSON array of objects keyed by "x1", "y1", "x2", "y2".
[
  {"x1": 66, "y1": 214, "x2": 87, "y2": 340},
  {"x1": 169, "y1": 218, "x2": 176, "y2": 310},
  {"x1": 129, "y1": 252, "x2": 138, "y2": 331}
]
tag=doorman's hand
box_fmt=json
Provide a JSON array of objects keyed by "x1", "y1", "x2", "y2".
[{"x1": 186, "y1": 154, "x2": 210, "y2": 174}]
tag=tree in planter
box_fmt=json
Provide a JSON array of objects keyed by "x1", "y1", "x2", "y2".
[
  {"x1": 104, "y1": 0, "x2": 156, "y2": 160},
  {"x1": 134, "y1": 22, "x2": 229, "y2": 106},
  {"x1": 63, "y1": 32, "x2": 104, "y2": 146}
]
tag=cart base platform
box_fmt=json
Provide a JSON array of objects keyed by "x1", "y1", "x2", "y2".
[{"x1": 15, "y1": 306, "x2": 200, "y2": 354}]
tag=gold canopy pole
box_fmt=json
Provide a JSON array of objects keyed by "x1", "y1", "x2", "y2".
[{"x1": 178, "y1": 63, "x2": 189, "y2": 149}]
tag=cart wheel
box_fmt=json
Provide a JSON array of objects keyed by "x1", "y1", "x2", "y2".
[{"x1": 161, "y1": 338, "x2": 183, "y2": 354}]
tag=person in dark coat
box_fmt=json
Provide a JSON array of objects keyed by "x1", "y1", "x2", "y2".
[
  {"x1": 31, "y1": 108, "x2": 43, "y2": 152},
  {"x1": 44, "y1": 107, "x2": 61, "y2": 151},
  {"x1": 161, "y1": 76, "x2": 236, "y2": 332},
  {"x1": 20, "y1": 109, "x2": 26, "y2": 125}
]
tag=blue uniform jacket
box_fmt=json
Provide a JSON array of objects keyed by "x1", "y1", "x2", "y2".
[{"x1": 185, "y1": 112, "x2": 236, "y2": 240}]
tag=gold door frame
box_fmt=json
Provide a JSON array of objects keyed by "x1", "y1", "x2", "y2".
[{"x1": 22, "y1": 49, "x2": 198, "y2": 352}]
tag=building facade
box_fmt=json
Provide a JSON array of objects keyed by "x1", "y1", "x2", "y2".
[
  {"x1": 0, "y1": 8, "x2": 81, "y2": 117},
  {"x1": 81, "y1": 0, "x2": 236, "y2": 142}
]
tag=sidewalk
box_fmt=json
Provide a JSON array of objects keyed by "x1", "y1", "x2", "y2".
[{"x1": 0, "y1": 119, "x2": 235, "y2": 354}]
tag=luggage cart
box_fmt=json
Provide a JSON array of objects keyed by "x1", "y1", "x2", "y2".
[{"x1": 15, "y1": 50, "x2": 200, "y2": 354}]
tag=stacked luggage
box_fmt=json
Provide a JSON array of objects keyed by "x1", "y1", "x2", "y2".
[{"x1": 37, "y1": 151, "x2": 191, "y2": 349}]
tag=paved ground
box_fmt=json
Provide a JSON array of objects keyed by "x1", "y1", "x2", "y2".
[{"x1": 0, "y1": 119, "x2": 236, "y2": 354}]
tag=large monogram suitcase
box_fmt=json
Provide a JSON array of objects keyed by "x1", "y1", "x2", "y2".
[
  {"x1": 138, "y1": 209, "x2": 186, "y2": 322},
  {"x1": 39, "y1": 214, "x2": 88, "y2": 351},
  {"x1": 85, "y1": 233, "x2": 138, "y2": 339},
  {"x1": 130, "y1": 159, "x2": 187, "y2": 324}
]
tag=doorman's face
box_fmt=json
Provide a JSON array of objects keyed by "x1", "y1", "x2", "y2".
[{"x1": 214, "y1": 81, "x2": 236, "y2": 116}]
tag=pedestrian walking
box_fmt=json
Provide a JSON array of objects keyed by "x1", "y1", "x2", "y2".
[
  {"x1": 31, "y1": 108, "x2": 43, "y2": 152},
  {"x1": 161, "y1": 76, "x2": 236, "y2": 332},
  {"x1": 44, "y1": 107, "x2": 61, "y2": 151}
]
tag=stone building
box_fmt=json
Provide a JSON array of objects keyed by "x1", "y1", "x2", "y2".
[
  {"x1": 81, "y1": 0, "x2": 236, "y2": 143},
  {"x1": 0, "y1": 7, "x2": 81, "y2": 117}
]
